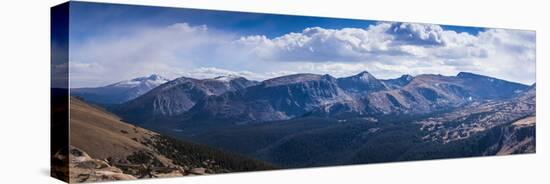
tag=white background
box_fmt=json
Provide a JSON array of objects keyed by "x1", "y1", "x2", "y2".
[{"x1": 0, "y1": 0, "x2": 547, "y2": 183}]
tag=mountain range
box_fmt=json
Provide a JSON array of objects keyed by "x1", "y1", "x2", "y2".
[
  {"x1": 70, "y1": 71, "x2": 535, "y2": 168},
  {"x1": 175, "y1": 83, "x2": 536, "y2": 168},
  {"x1": 111, "y1": 71, "x2": 529, "y2": 128}
]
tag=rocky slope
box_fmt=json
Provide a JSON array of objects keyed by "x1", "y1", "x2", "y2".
[
  {"x1": 66, "y1": 146, "x2": 137, "y2": 183},
  {"x1": 113, "y1": 76, "x2": 258, "y2": 124},
  {"x1": 183, "y1": 74, "x2": 357, "y2": 124},
  {"x1": 337, "y1": 71, "x2": 387, "y2": 93},
  {"x1": 172, "y1": 72, "x2": 529, "y2": 126},
  {"x1": 65, "y1": 97, "x2": 275, "y2": 182},
  {"x1": 381, "y1": 74, "x2": 414, "y2": 89},
  {"x1": 497, "y1": 115, "x2": 536, "y2": 154},
  {"x1": 416, "y1": 84, "x2": 535, "y2": 143}
]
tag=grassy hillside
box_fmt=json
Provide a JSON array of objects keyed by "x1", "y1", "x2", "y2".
[{"x1": 68, "y1": 97, "x2": 275, "y2": 182}]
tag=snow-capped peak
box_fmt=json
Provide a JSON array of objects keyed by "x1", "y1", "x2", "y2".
[
  {"x1": 213, "y1": 75, "x2": 241, "y2": 82},
  {"x1": 145, "y1": 74, "x2": 166, "y2": 81},
  {"x1": 111, "y1": 74, "x2": 169, "y2": 88},
  {"x1": 354, "y1": 71, "x2": 376, "y2": 81},
  {"x1": 132, "y1": 74, "x2": 168, "y2": 82}
]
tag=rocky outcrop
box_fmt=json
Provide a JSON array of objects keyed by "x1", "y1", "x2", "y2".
[
  {"x1": 68, "y1": 146, "x2": 137, "y2": 183},
  {"x1": 67, "y1": 145, "x2": 229, "y2": 182},
  {"x1": 495, "y1": 115, "x2": 536, "y2": 155}
]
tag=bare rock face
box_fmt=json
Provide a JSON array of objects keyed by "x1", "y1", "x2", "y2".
[
  {"x1": 186, "y1": 74, "x2": 355, "y2": 124},
  {"x1": 51, "y1": 148, "x2": 70, "y2": 182},
  {"x1": 115, "y1": 76, "x2": 259, "y2": 124},
  {"x1": 68, "y1": 146, "x2": 137, "y2": 183},
  {"x1": 382, "y1": 74, "x2": 414, "y2": 89},
  {"x1": 337, "y1": 71, "x2": 387, "y2": 93},
  {"x1": 495, "y1": 115, "x2": 536, "y2": 155},
  {"x1": 67, "y1": 146, "x2": 190, "y2": 182},
  {"x1": 178, "y1": 72, "x2": 529, "y2": 126}
]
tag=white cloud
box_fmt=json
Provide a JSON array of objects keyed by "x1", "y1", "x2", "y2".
[
  {"x1": 390, "y1": 23, "x2": 447, "y2": 45},
  {"x1": 235, "y1": 23, "x2": 535, "y2": 84},
  {"x1": 70, "y1": 23, "x2": 240, "y2": 87},
  {"x1": 235, "y1": 24, "x2": 395, "y2": 62},
  {"x1": 70, "y1": 21, "x2": 536, "y2": 87}
]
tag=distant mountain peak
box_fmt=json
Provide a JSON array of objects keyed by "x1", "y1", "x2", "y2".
[
  {"x1": 146, "y1": 74, "x2": 166, "y2": 81},
  {"x1": 380, "y1": 74, "x2": 414, "y2": 89},
  {"x1": 357, "y1": 71, "x2": 370, "y2": 75},
  {"x1": 337, "y1": 71, "x2": 386, "y2": 93},
  {"x1": 353, "y1": 71, "x2": 376, "y2": 81},
  {"x1": 456, "y1": 72, "x2": 526, "y2": 85},
  {"x1": 112, "y1": 74, "x2": 169, "y2": 88},
  {"x1": 213, "y1": 75, "x2": 242, "y2": 82},
  {"x1": 399, "y1": 74, "x2": 414, "y2": 81},
  {"x1": 131, "y1": 74, "x2": 168, "y2": 82},
  {"x1": 72, "y1": 74, "x2": 170, "y2": 105},
  {"x1": 263, "y1": 73, "x2": 331, "y2": 87},
  {"x1": 456, "y1": 72, "x2": 487, "y2": 79}
]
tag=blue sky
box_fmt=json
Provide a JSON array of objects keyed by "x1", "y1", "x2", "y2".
[
  {"x1": 69, "y1": 2, "x2": 484, "y2": 40},
  {"x1": 68, "y1": 1, "x2": 535, "y2": 87}
]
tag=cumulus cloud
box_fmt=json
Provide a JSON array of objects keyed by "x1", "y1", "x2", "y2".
[
  {"x1": 236, "y1": 22, "x2": 488, "y2": 61},
  {"x1": 235, "y1": 22, "x2": 535, "y2": 84},
  {"x1": 235, "y1": 24, "x2": 395, "y2": 62},
  {"x1": 390, "y1": 23, "x2": 447, "y2": 45},
  {"x1": 70, "y1": 21, "x2": 535, "y2": 87}
]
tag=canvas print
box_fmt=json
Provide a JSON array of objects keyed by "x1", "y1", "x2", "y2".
[{"x1": 51, "y1": 1, "x2": 536, "y2": 183}]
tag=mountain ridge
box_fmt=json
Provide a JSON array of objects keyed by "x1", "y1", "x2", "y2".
[
  {"x1": 107, "y1": 71, "x2": 530, "y2": 141},
  {"x1": 71, "y1": 74, "x2": 170, "y2": 105}
]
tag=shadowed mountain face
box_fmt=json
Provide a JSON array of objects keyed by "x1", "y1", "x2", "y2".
[
  {"x1": 337, "y1": 71, "x2": 387, "y2": 93},
  {"x1": 112, "y1": 72, "x2": 529, "y2": 127},
  {"x1": 456, "y1": 72, "x2": 529, "y2": 99},
  {"x1": 127, "y1": 72, "x2": 527, "y2": 127},
  {"x1": 105, "y1": 71, "x2": 533, "y2": 168},
  {"x1": 381, "y1": 74, "x2": 414, "y2": 89},
  {"x1": 113, "y1": 76, "x2": 259, "y2": 123},
  {"x1": 72, "y1": 74, "x2": 169, "y2": 105},
  {"x1": 183, "y1": 74, "x2": 356, "y2": 124}
]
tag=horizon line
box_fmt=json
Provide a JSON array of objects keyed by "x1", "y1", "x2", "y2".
[{"x1": 70, "y1": 70, "x2": 534, "y2": 89}]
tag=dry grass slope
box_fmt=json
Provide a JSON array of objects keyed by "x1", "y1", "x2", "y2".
[{"x1": 68, "y1": 97, "x2": 275, "y2": 183}]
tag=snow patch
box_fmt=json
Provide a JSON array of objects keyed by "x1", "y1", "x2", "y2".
[{"x1": 213, "y1": 75, "x2": 241, "y2": 82}]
